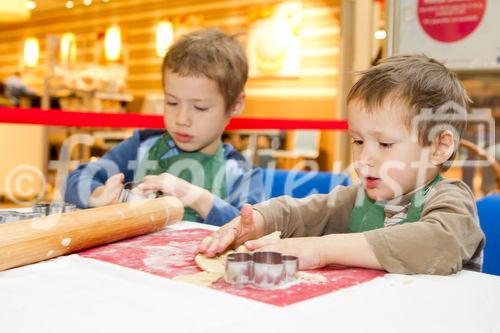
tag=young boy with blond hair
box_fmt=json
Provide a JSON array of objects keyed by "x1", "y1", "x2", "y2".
[
  {"x1": 199, "y1": 54, "x2": 485, "y2": 275},
  {"x1": 64, "y1": 28, "x2": 263, "y2": 225}
]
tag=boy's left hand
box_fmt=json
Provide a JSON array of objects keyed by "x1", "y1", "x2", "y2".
[
  {"x1": 137, "y1": 173, "x2": 194, "y2": 198},
  {"x1": 136, "y1": 173, "x2": 212, "y2": 217},
  {"x1": 244, "y1": 237, "x2": 325, "y2": 270}
]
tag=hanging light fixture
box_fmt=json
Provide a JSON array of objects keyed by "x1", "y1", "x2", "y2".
[
  {"x1": 60, "y1": 32, "x2": 77, "y2": 66},
  {"x1": 156, "y1": 21, "x2": 174, "y2": 57},
  {"x1": 24, "y1": 37, "x2": 40, "y2": 67},
  {"x1": 374, "y1": 29, "x2": 387, "y2": 40},
  {"x1": 26, "y1": 1, "x2": 36, "y2": 10},
  {"x1": 0, "y1": 0, "x2": 30, "y2": 22},
  {"x1": 104, "y1": 24, "x2": 121, "y2": 61}
]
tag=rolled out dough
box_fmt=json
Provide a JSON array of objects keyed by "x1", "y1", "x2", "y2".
[
  {"x1": 176, "y1": 231, "x2": 282, "y2": 286},
  {"x1": 173, "y1": 272, "x2": 222, "y2": 287},
  {"x1": 295, "y1": 271, "x2": 327, "y2": 283}
]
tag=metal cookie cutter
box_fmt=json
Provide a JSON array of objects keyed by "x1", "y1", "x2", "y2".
[
  {"x1": 282, "y1": 255, "x2": 299, "y2": 282},
  {"x1": 32, "y1": 203, "x2": 50, "y2": 216},
  {"x1": 253, "y1": 252, "x2": 286, "y2": 289},
  {"x1": 1, "y1": 202, "x2": 76, "y2": 225},
  {"x1": 117, "y1": 181, "x2": 160, "y2": 203},
  {"x1": 0, "y1": 211, "x2": 45, "y2": 223},
  {"x1": 33, "y1": 202, "x2": 77, "y2": 216},
  {"x1": 224, "y1": 253, "x2": 253, "y2": 286},
  {"x1": 0, "y1": 211, "x2": 17, "y2": 224},
  {"x1": 47, "y1": 202, "x2": 77, "y2": 214},
  {"x1": 224, "y1": 251, "x2": 298, "y2": 289}
]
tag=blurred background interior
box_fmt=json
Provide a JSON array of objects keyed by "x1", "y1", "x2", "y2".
[{"x1": 0, "y1": 0, "x2": 498, "y2": 206}]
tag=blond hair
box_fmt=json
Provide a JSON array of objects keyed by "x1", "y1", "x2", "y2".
[
  {"x1": 347, "y1": 54, "x2": 471, "y2": 169},
  {"x1": 162, "y1": 28, "x2": 248, "y2": 112}
]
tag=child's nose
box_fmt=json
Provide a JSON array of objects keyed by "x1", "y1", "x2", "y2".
[
  {"x1": 176, "y1": 107, "x2": 191, "y2": 126},
  {"x1": 359, "y1": 146, "x2": 375, "y2": 167}
]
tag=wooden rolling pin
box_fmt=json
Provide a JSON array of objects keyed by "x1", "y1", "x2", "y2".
[{"x1": 0, "y1": 196, "x2": 184, "y2": 272}]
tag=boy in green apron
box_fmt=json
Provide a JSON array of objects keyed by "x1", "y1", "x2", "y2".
[
  {"x1": 199, "y1": 55, "x2": 485, "y2": 275},
  {"x1": 64, "y1": 29, "x2": 263, "y2": 225}
]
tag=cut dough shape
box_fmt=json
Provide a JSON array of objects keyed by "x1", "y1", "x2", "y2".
[
  {"x1": 295, "y1": 271, "x2": 327, "y2": 283},
  {"x1": 194, "y1": 250, "x2": 234, "y2": 274},
  {"x1": 194, "y1": 231, "x2": 282, "y2": 273},
  {"x1": 176, "y1": 231, "x2": 283, "y2": 287},
  {"x1": 173, "y1": 272, "x2": 222, "y2": 287}
]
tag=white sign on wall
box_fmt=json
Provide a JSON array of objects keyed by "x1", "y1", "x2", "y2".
[{"x1": 395, "y1": 0, "x2": 500, "y2": 70}]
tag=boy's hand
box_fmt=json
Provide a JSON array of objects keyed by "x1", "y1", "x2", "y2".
[
  {"x1": 244, "y1": 237, "x2": 325, "y2": 270},
  {"x1": 137, "y1": 173, "x2": 199, "y2": 201},
  {"x1": 89, "y1": 173, "x2": 124, "y2": 207},
  {"x1": 136, "y1": 173, "x2": 211, "y2": 214},
  {"x1": 198, "y1": 204, "x2": 264, "y2": 257}
]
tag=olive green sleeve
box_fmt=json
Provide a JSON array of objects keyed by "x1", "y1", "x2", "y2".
[{"x1": 252, "y1": 185, "x2": 359, "y2": 238}]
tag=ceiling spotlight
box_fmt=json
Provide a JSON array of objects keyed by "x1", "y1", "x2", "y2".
[
  {"x1": 102, "y1": 0, "x2": 110, "y2": 2},
  {"x1": 65, "y1": 1, "x2": 74, "y2": 9},
  {"x1": 83, "y1": 0, "x2": 92, "y2": 6},
  {"x1": 26, "y1": 1, "x2": 37, "y2": 10},
  {"x1": 24, "y1": 37, "x2": 40, "y2": 67},
  {"x1": 374, "y1": 29, "x2": 387, "y2": 40}
]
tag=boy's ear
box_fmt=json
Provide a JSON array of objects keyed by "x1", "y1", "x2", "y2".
[
  {"x1": 430, "y1": 130, "x2": 455, "y2": 166},
  {"x1": 229, "y1": 92, "x2": 246, "y2": 117}
]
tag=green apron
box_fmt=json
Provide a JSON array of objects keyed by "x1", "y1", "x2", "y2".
[
  {"x1": 136, "y1": 133, "x2": 227, "y2": 221},
  {"x1": 349, "y1": 175, "x2": 442, "y2": 232}
]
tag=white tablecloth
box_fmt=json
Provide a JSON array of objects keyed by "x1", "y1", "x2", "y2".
[{"x1": 0, "y1": 222, "x2": 499, "y2": 333}]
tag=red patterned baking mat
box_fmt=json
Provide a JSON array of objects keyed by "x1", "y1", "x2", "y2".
[{"x1": 79, "y1": 228, "x2": 384, "y2": 307}]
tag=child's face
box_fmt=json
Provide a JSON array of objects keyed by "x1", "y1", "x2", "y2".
[
  {"x1": 347, "y1": 99, "x2": 439, "y2": 201},
  {"x1": 163, "y1": 70, "x2": 238, "y2": 154}
]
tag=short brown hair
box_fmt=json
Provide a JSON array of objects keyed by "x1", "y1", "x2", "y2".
[
  {"x1": 347, "y1": 54, "x2": 471, "y2": 168},
  {"x1": 162, "y1": 28, "x2": 248, "y2": 111}
]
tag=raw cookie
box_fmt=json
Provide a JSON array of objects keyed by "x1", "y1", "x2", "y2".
[
  {"x1": 177, "y1": 231, "x2": 283, "y2": 287},
  {"x1": 194, "y1": 250, "x2": 234, "y2": 274},
  {"x1": 194, "y1": 231, "x2": 282, "y2": 273},
  {"x1": 173, "y1": 272, "x2": 222, "y2": 287},
  {"x1": 295, "y1": 271, "x2": 327, "y2": 283}
]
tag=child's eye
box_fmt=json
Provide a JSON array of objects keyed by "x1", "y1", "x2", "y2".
[
  {"x1": 379, "y1": 142, "x2": 394, "y2": 149},
  {"x1": 194, "y1": 106, "x2": 209, "y2": 111},
  {"x1": 352, "y1": 139, "x2": 363, "y2": 145},
  {"x1": 166, "y1": 101, "x2": 177, "y2": 106}
]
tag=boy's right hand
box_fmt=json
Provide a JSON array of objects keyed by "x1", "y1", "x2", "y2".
[
  {"x1": 88, "y1": 173, "x2": 124, "y2": 207},
  {"x1": 198, "y1": 204, "x2": 264, "y2": 257}
]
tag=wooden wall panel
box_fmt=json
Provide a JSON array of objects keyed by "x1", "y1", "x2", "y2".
[
  {"x1": 0, "y1": 0, "x2": 342, "y2": 170},
  {"x1": 0, "y1": 0, "x2": 340, "y2": 116}
]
